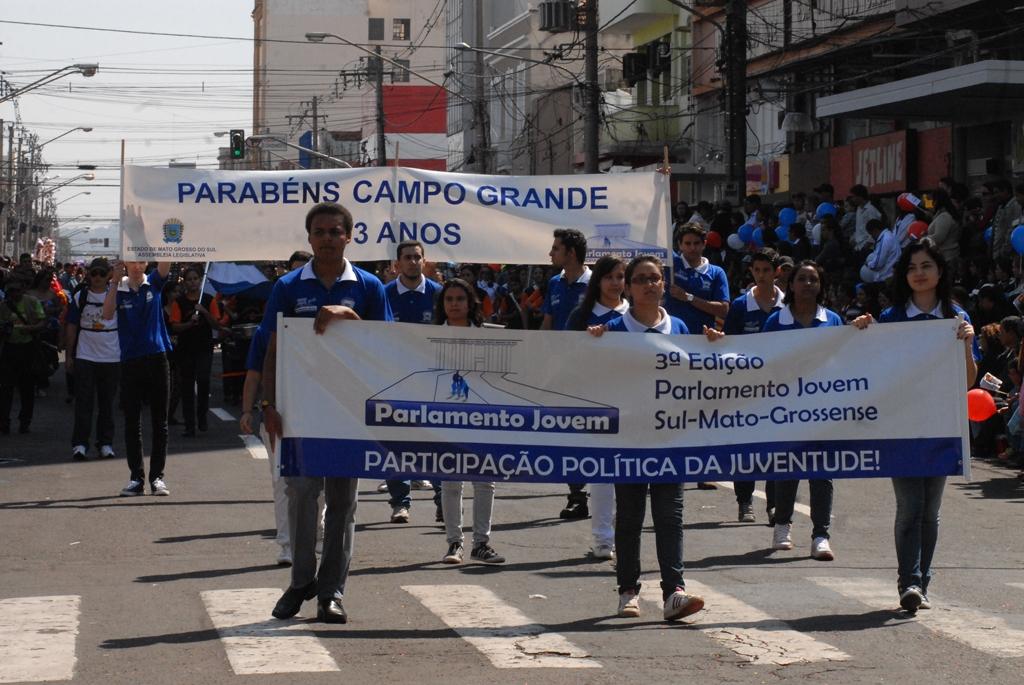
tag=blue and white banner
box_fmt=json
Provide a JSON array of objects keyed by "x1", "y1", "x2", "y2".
[
  {"x1": 120, "y1": 166, "x2": 671, "y2": 263},
  {"x1": 277, "y1": 318, "x2": 970, "y2": 482}
]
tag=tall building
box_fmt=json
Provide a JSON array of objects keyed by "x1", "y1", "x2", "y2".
[{"x1": 251, "y1": 0, "x2": 447, "y2": 169}]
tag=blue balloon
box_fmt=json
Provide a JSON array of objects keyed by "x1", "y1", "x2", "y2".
[
  {"x1": 779, "y1": 207, "x2": 798, "y2": 226},
  {"x1": 752, "y1": 227, "x2": 765, "y2": 248},
  {"x1": 776, "y1": 225, "x2": 789, "y2": 242},
  {"x1": 984, "y1": 226, "x2": 994, "y2": 244},
  {"x1": 815, "y1": 202, "x2": 837, "y2": 220},
  {"x1": 738, "y1": 223, "x2": 754, "y2": 243},
  {"x1": 1011, "y1": 225, "x2": 1024, "y2": 255}
]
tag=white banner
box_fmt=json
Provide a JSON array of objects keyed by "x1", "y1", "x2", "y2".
[
  {"x1": 277, "y1": 318, "x2": 969, "y2": 482},
  {"x1": 120, "y1": 166, "x2": 672, "y2": 263}
]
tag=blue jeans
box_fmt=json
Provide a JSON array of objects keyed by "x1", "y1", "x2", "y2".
[
  {"x1": 386, "y1": 479, "x2": 411, "y2": 508},
  {"x1": 615, "y1": 482, "x2": 684, "y2": 601},
  {"x1": 773, "y1": 479, "x2": 833, "y2": 539},
  {"x1": 892, "y1": 476, "x2": 946, "y2": 594}
]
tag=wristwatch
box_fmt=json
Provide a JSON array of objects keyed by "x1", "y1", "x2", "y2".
[
  {"x1": 685, "y1": 292, "x2": 695, "y2": 302},
  {"x1": 259, "y1": 400, "x2": 275, "y2": 410}
]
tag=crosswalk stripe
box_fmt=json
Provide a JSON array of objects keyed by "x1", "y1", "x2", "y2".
[
  {"x1": 0, "y1": 595, "x2": 79, "y2": 683},
  {"x1": 808, "y1": 577, "x2": 1024, "y2": 658},
  {"x1": 200, "y1": 589, "x2": 339, "y2": 675},
  {"x1": 638, "y1": 582, "x2": 850, "y2": 665},
  {"x1": 714, "y1": 481, "x2": 812, "y2": 517},
  {"x1": 239, "y1": 434, "x2": 269, "y2": 460},
  {"x1": 210, "y1": 407, "x2": 235, "y2": 422},
  {"x1": 402, "y1": 585, "x2": 601, "y2": 669}
]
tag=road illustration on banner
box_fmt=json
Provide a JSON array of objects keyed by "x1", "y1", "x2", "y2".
[{"x1": 365, "y1": 336, "x2": 620, "y2": 434}]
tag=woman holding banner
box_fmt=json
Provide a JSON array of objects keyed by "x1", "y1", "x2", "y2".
[
  {"x1": 853, "y1": 239, "x2": 978, "y2": 613},
  {"x1": 589, "y1": 255, "x2": 705, "y2": 622},
  {"x1": 761, "y1": 261, "x2": 843, "y2": 561},
  {"x1": 435, "y1": 278, "x2": 505, "y2": 566},
  {"x1": 568, "y1": 255, "x2": 629, "y2": 561}
]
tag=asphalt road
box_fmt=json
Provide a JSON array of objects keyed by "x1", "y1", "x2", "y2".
[{"x1": 2, "y1": 367, "x2": 1023, "y2": 684}]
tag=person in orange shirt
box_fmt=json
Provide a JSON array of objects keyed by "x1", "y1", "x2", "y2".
[{"x1": 169, "y1": 266, "x2": 229, "y2": 436}]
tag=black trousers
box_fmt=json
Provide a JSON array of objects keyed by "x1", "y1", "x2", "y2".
[
  {"x1": 71, "y1": 359, "x2": 120, "y2": 448},
  {"x1": 178, "y1": 345, "x2": 213, "y2": 430},
  {"x1": 121, "y1": 353, "x2": 169, "y2": 482},
  {"x1": 0, "y1": 342, "x2": 36, "y2": 429}
]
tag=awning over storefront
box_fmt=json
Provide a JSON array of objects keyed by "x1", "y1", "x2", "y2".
[{"x1": 816, "y1": 60, "x2": 1024, "y2": 122}]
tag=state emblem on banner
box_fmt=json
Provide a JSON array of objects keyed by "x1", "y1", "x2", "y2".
[{"x1": 163, "y1": 218, "x2": 184, "y2": 244}]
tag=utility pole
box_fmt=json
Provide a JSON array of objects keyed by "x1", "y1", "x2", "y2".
[
  {"x1": 375, "y1": 45, "x2": 387, "y2": 167},
  {"x1": 310, "y1": 96, "x2": 320, "y2": 169},
  {"x1": 474, "y1": 1, "x2": 488, "y2": 173},
  {"x1": 582, "y1": 0, "x2": 600, "y2": 174},
  {"x1": 724, "y1": 0, "x2": 747, "y2": 204}
]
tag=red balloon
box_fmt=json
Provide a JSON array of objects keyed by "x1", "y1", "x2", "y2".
[
  {"x1": 908, "y1": 220, "x2": 929, "y2": 239},
  {"x1": 967, "y1": 388, "x2": 997, "y2": 422},
  {"x1": 897, "y1": 192, "x2": 920, "y2": 213},
  {"x1": 706, "y1": 231, "x2": 722, "y2": 249}
]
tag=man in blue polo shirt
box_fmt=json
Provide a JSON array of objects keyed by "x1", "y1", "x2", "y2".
[
  {"x1": 383, "y1": 239, "x2": 441, "y2": 523},
  {"x1": 262, "y1": 202, "x2": 393, "y2": 625},
  {"x1": 540, "y1": 228, "x2": 593, "y2": 519},
  {"x1": 102, "y1": 260, "x2": 173, "y2": 497}
]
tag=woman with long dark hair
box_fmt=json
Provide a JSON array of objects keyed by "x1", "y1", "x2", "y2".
[
  {"x1": 566, "y1": 255, "x2": 628, "y2": 560},
  {"x1": 434, "y1": 278, "x2": 504, "y2": 565},
  {"x1": 588, "y1": 255, "x2": 705, "y2": 622},
  {"x1": 855, "y1": 238, "x2": 977, "y2": 612},
  {"x1": 762, "y1": 261, "x2": 844, "y2": 561}
]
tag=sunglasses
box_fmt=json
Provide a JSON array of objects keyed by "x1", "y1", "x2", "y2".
[{"x1": 90, "y1": 269, "x2": 109, "y2": 277}]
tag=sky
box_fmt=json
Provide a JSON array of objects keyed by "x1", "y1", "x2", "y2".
[{"x1": 0, "y1": 1, "x2": 255, "y2": 241}]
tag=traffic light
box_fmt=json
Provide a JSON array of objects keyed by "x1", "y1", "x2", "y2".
[{"x1": 229, "y1": 129, "x2": 245, "y2": 159}]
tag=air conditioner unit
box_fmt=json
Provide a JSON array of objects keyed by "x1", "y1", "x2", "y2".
[
  {"x1": 539, "y1": 0, "x2": 574, "y2": 33},
  {"x1": 602, "y1": 68, "x2": 624, "y2": 91},
  {"x1": 623, "y1": 51, "x2": 648, "y2": 86},
  {"x1": 967, "y1": 157, "x2": 1003, "y2": 176}
]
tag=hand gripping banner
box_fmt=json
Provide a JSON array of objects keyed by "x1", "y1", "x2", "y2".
[{"x1": 276, "y1": 318, "x2": 970, "y2": 483}]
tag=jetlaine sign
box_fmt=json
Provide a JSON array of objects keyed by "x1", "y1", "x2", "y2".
[
  {"x1": 276, "y1": 318, "x2": 969, "y2": 482},
  {"x1": 120, "y1": 166, "x2": 672, "y2": 263}
]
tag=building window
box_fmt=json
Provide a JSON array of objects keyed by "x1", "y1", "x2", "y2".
[
  {"x1": 393, "y1": 18, "x2": 410, "y2": 41},
  {"x1": 368, "y1": 17, "x2": 384, "y2": 40},
  {"x1": 393, "y1": 59, "x2": 410, "y2": 83}
]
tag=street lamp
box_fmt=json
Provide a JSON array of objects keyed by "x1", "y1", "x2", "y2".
[
  {"x1": 45, "y1": 173, "x2": 96, "y2": 193},
  {"x1": 39, "y1": 127, "x2": 93, "y2": 148},
  {"x1": 60, "y1": 226, "x2": 91, "y2": 241},
  {"x1": 454, "y1": 42, "x2": 583, "y2": 85},
  {"x1": 247, "y1": 134, "x2": 353, "y2": 168},
  {"x1": 0, "y1": 64, "x2": 99, "y2": 103},
  {"x1": 57, "y1": 216, "x2": 91, "y2": 230},
  {"x1": 55, "y1": 191, "x2": 92, "y2": 207}
]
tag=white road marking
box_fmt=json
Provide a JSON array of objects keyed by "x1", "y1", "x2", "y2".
[
  {"x1": 200, "y1": 589, "x2": 339, "y2": 675},
  {"x1": 210, "y1": 407, "x2": 235, "y2": 422},
  {"x1": 402, "y1": 584, "x2": 600, "y2": 669},
  {"x1": 808, "y1": 577, "x2": 1024, "y2": 658},
  {"x1": 0, "y1": 595, "x2": 80, "y2": 683},
  {"x1": 638, "y1": 583, "x2": 849, "y2": 665},
  {"x1": 715, "y1": 481, "x2": 812, "y2": 517},
  {"x1": 239, "y1": 434, "x2": 269, "y2": 460}
]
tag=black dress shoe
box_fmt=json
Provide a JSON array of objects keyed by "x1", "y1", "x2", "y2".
[
  {"x1": 316, "y1": 598, "x2": 347, "y2": 624},
  {"x1": 559, "y1": 500, "x2": 589, "y2": 519},
  {"x1": 271, "y1": 579, "x2": 317, "y2": 619}
]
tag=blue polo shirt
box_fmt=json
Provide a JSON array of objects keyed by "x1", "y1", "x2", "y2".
[
  {"x1": 723, "y1": 286, "x2": 785, "y2": 335},
  {"x1": 879, "y1": 301, "x2": 981, "y2": 361},
  {"x1": 664, "y1": 255, "x2": 730, "y2": 334},
  {"x1": 762, "y1": 305, "x2": 844, "y2": 332},
  {"x1": 245, "y1": 324, "x2": 270, "y2": 371},
  {"x1": 606, "y1": 307, "x2": 690, "y2": 334},
  {"x1": 385, "y1": 275, "x2": 441, "y2": 325},
  {"x1": 543, "y1": 267, "x2": 591, "y2": 330},
  {"x1": 262, "y1": 259, "x2": 393, "y2": 334},
  {"x1": 114, "y1": 271, "x2": 172, "y2": 360}
]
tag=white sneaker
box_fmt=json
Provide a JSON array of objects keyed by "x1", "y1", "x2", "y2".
[
  {"x1": 150, "y1": 478, "x2": 170, "y2": 496},
  {"x1": 663, "y1": 588, "x2": 705, "y2": 621},
  {"x1": 71, "y1": 445, "x2": 88, "y2": 461},
  {"x1": 99, "y1": 445, "x2": 116, "y2": 459},
  {"x1": 390, "y1": 506, "x2": 409, "y2": 523},
  {"x1": 772, "y1": 523, "x2": 793, "y2": 550},
  {"x1": 376, "y1": 481, "x2": 389, "y2": 493},
  {"x1": 411, "y1": 480, "x2": 433, "y2": 490},
  {"x1": 899, "y1": 586, "x2": 923, "y2": 612},
  {"x1": 810, "y1": 536, "x2": 834, "y2": 561},
  {"x1": 590, "y1": 544, "x2": 615, "y2": 560},
  {"x1": 618, "y1": 591, "x2": 640, "y2": 617}
]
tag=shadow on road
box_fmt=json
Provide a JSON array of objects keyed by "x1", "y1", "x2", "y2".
[{"x1": 135, "y1": 563, "x2": 282, "y2": 583}]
